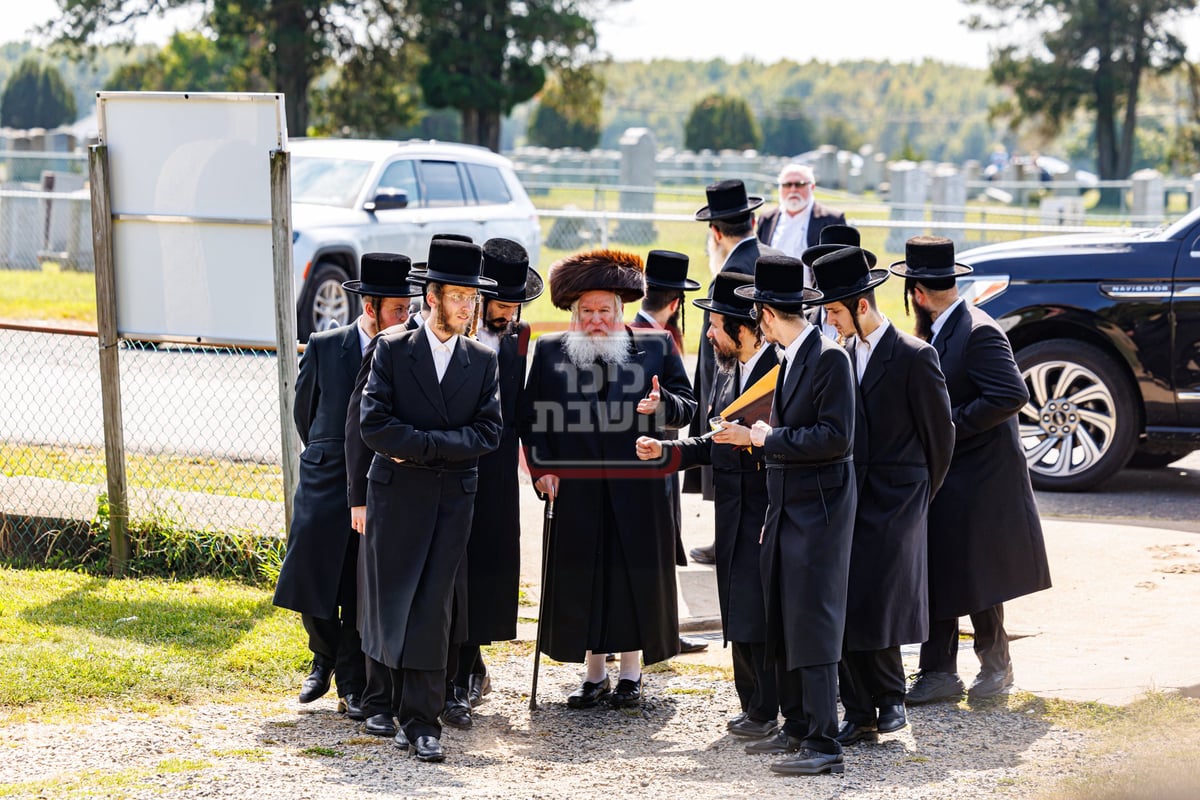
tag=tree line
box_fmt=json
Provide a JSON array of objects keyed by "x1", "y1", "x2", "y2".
[{"x1": 3, "y1": 0, "x2": 1199, "y2": 176}]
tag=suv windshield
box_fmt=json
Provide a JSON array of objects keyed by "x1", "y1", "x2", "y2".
[{"x1": 292, "y1": 156, "x2": 373, "y2": 208}]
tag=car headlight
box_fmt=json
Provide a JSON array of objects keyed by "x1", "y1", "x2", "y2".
[{"x1": 958, "y1": 275, "x2": 1010, "y2": 306}]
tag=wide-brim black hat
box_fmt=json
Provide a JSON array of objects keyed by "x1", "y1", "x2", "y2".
[
  {"x1": 733, "y1": 255, "x2": 824, "y2": 309},
  {"x1": 695, "y1": 179, "x2": 764, "y2": 222},
  {"x1": 408, "y1": 239, "x2": 497, "y2": 290},
  {"x1": 888, "y1": 235, "x2": 973, "y2": 279},
  {"x1": 799, "y1": 224, "x2": 877, "y2": 268},
  {"x1": 480, "y1": 237, "x2": 543, "y2": 302},
  {"x1": 644, "y1": 249, "x2": 700, "y2": 291},
  {"x1": 343, "y1": 252, "x2": 424, "y2": 297},
  {"x1": 808, "y1": 246, "x2": 890, "y2": 306},
  {"x1": 693, "y1": 271, "x2": 756, "y2": 320}
]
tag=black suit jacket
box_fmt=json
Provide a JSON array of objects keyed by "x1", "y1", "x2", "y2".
[
  {"x1": 755, "y1": 201, "x2": 846, "y2": 256},
  {"x1": 273, "y1": 323, "x2": 362, "y2": 618},
  {"x1": 926, "y1": 301, "x2": 1051, "y2": 618},
  {"x1": 843, "y1": 324, "x2": 954, "y2": 650},
  {"x1": 357, "y1": 327, "x2": 502, "y2": 670},
  {"x1": 760, "y1": 330, "x2": 857, "y2": 669}
]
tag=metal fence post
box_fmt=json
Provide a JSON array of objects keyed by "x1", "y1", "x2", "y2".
[{"x1": 89, "y1": 144, "x2": 130, "y2": 575}]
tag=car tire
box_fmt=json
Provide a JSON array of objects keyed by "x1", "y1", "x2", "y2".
[
  {"x1": 1015, "y1": 339, "x2": 1139, "y2": 492},
  {"x1": 299, "y1": 261, "x2": 356, "y2": 340}
]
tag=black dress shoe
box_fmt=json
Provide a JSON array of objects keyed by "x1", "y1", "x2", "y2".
[
  {"x1": 769, "y1": 748, "x2": 845, "y2": 775},
  {"x1": 678, "y1": 635, "x2": 709, "y2": 654},
  {"x1": 411, "y1": 735, "x2": 445, "y2": 763},
  {"x1": 835, "y1": 719, "x2": 878, "y2": 745},
  {"x1": 876, "y1": 703, "x2": 907, "y2": 732},
  {"x1": 363, "y1": 713, "x2": 397, "y2": 737},
  {"x1": 609, "y1": 676, "x2": 642, "y2": 709},
  {"x1": 744, "y1": 730, "x2": 804, "y2": 754},
  {"x1": 441, "y1": 687, "x2": 473, "y2": 730},
  {"x1": 689, "y1": 544, "x2": 716, "y2": 565},
  {"x1": 968, "y1": 665, "x2": 1014, "y2": 700},
  {"x1": 726, "y1": 712, "x2": 749, "y2": 730},
  {"x1": 467, "y1": 673, "x2": 492, "y2": 707},
  {"x1": 393, "y1": 727, "x2": 410, "y2": 751},
  {"x1": 337, "y1": 693, "x2": 365, "y2": 721},
  {"x1": 727, "y1": 716, "x2": 779, "y2": 739},
  {"x1": 298, "y1": 662, "x2": 333, "y2": 704},
  {"x1": 567, "y1": 676, "x2": 611, "y2": 709},
  {"x1": 906, "y1": 670, "x2": 965, "y2": 705}
]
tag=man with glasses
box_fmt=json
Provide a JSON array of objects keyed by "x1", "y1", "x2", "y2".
[
  {"x1": 756, "y1": 164, "x2": 845, "y2": 288},
  {"x1": 357, "y1": 238, "x2": 503, "y2": 763}
]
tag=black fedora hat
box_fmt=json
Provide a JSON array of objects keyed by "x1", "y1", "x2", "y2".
[
  {"x1": 693, "y1": 272, "x2": 756, "y2": 320},
  {"x1": 800, "y1": 224, "x2": 878, "y2": 268},
  {"x1": 694, "y1": 179, "x2": 764, "y2": 222},
  {"x1": 888, "y1": 235, "x2": 973, "y2": 279},
  {"x1": 809, "y1": 246, "x2": 890, "y2": 306},
  {"x1": 343, "y1": 252, "x2": 424, "y2": 297},
  {"x1": 733, "y1": 255, "x2": 824, "y2": 309},
  {"x1": 408, "y1": 239, "x2": 497, "y2": 290},
  {"x1": 411, "y1": 232, "x2": 475, "y2": 271},
  {"x1": 481, "y1": 237, "x2": 543, "y2": 303},
  {"x1": 644, "y1": 250, "x2": 700, "y2": 291}
]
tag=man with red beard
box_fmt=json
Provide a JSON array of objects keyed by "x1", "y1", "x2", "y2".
[
  {"x1": 521, "y1": 249, "x2": 696, "y2": 709},
  {"x1": 357, "y1": 238, "x2": 502, "y2": 762},
  {"x1": 442, "y1": 238, "x2": 543, "y2": 729}
]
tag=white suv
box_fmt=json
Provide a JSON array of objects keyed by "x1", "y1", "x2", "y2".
[{"x1": 289, "y1": 138, "x2": 541, "y2": 338}]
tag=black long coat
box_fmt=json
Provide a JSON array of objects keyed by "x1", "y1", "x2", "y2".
[
  {"x1": 520, "y1": 329, "x2": 696, "y2": 666},
  {"x1": 669, "y1": 348, "x2": 777, "y2": 644},
  {"x1": 358, "y1": 328, "x2": 502, "y2": 671},
  {"x1": 761, "y1": 330, "x2": 857, "y2": 670},
  {"x1": 688, "y1": 238, "x2": 780, "y2": 498},
  {"x1": 463, "y1": 322, "x2": 530, "y2": 644},
  {"x1": 927, "y1": 302, "x2": 1051, "y2": 619},
  {"x1": 274, "y1": 323, "x2": 361, "y2": 619},
  {"x1": 843, "y1": 324, "x2": 954, "y2": 651}
]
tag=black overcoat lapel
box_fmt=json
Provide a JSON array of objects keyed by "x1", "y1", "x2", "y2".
[{"x1": 409, "y1": 332, "x2": 449, "y2": 422}]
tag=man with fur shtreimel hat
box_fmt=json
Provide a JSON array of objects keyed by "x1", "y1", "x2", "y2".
[{"x1": 520, "y1": 248, "x2": 697, "y2": 711}]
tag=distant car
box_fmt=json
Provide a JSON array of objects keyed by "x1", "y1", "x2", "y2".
[
  {"x1": 956, "y1": 211, "x2": 1200, "y2": 491},
  {"x1": 289, "y1": 138, "x2": 541, "y2": 339}
]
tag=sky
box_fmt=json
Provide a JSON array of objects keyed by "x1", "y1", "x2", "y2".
[{"x1": 7, "y1": 0, "x2": 1200, "y2": 69}]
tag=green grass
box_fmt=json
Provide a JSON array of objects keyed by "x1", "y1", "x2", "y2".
[
  {"x1": 1, "y1": 443, "x2": 285, "y2": 502},
  {"x1": 0, "y1": 568, "x2": 306, "y2": 714}
]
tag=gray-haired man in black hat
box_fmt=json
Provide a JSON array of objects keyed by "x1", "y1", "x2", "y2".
[{"x1": 274, "y1": 252, "x2": 421, "y2": 722}]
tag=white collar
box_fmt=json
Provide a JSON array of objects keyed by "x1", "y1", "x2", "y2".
[
  {"x1": 858, "y1": 316, "x2": 891, "y2": 353},
  {"x1": 355, "y1": 315, "x2": 373, "y2": 354},
  {"x1": 739, "y1": 344, "x2": 768, "y2": 389},
  {"x1": 931, "y1": 298, "x2": 965, "y2": 343},
  {"x1": 782, "y1": 322, "x2": 817, "y2": 366},
  {"x1": 423, "y1": 320, "x2": 458, "y2": 355}
]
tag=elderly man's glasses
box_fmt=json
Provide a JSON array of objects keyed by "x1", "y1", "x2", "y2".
[{"x1": 779, "y1": 180, "x2": 813, "y2": 188}]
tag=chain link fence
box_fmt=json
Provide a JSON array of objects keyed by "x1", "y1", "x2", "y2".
[{"x1": 0, "y1": 324, "x2": 286, "y2": 568}]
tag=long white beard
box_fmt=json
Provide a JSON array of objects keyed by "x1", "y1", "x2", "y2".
[
  {"x1": 563, "y1": 330, "x2": 632, "y2": 368},
  {"x1": 707, "y1": 235, "x2": 726, "y2": 278},
  {"x1": 783, "y1": 196, "x2": 809, "y2": 214}
]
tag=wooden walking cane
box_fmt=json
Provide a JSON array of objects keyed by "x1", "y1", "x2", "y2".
[{"x1": 529, "y1": 496, "x2": 555, "y2": 710}]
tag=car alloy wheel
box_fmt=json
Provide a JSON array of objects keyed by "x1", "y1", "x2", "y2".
[{"x1": 1016, "y1": 339, "x2": 1138, "y2": 491}]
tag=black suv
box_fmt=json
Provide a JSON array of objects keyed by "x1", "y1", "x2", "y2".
[{"x1": 957, "y1": 210, "x2": 1200, "y2": 491}]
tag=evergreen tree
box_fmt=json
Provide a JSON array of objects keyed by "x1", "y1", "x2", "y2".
[
  {"x1": 684, "y1": 93, "x2": 762, "y2": 152},
  {"x1": 1, "y1": 59, "x2": 76, "y2": 129}
]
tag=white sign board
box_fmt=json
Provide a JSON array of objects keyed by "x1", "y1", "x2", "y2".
[{"x1": 97, "y1": 92, "x2": 287, "y2": 345}]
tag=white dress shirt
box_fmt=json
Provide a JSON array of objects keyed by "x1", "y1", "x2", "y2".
[
  {"x1": 475, "y1": 326, "x2": 500, "y2": 353},
  {"x1": 781, "y1": 322, "x2": 818, "y2": 382},
  {"x1": 930, "y1": 298, "x2": 965, "y2": 344},
  {"x1": 423, "y1": 322, "x2": 458, "y2": 382},
  {"x1": 770, "y1": 204, "x2": 814, "y2": 263},
  {"x1": 854, "y1": 317, "x2": 891, "y2": 382},
  {"x1": 356, "y1": 315, "x2": 373, "y2": 355},
  {"x1": 738, "y1": 344, "x2": 769, "y2": 394}
]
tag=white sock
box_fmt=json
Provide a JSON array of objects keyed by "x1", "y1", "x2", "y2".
[
  {"x1": 618, "y1": 651, "x2": 641, "y2": 682},
  {"x1": 584, "y1": 651, "x2": 607, "y2": 683}
]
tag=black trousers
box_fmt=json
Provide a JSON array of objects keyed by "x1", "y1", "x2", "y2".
[
  {"x1": 837, "y1": 646, "x2": 905, "y2": 724},
  {"x1": 777, "y1": 660, "x2": 840, "y2": 755},
  {"x1": 919, "y1": 603, "x2": 1010, "y2": 675},
  {"x1": 362, "y1": 656, "x2": 399, "y2": 719},
  {"x1": 731, "y1": 640, "x2": 778, "y2": 723},
  {"x1": 398, "y1": 665, "x2": 446, "y2": 740},
  {"x1": 453, "y1": 644, "x2": 486, "y2": 687},
  {"x1": 301, "y1": 611, "x2": 365, "y2": 697}
]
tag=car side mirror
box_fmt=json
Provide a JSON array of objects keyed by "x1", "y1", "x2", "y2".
[{"x1": 365, "y1": 189, "x2": 409, "y2": 212}]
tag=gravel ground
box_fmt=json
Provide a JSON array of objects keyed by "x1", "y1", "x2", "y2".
[{"x1": 1, "y1": 654, "x2": 1093, "y2": 800}]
